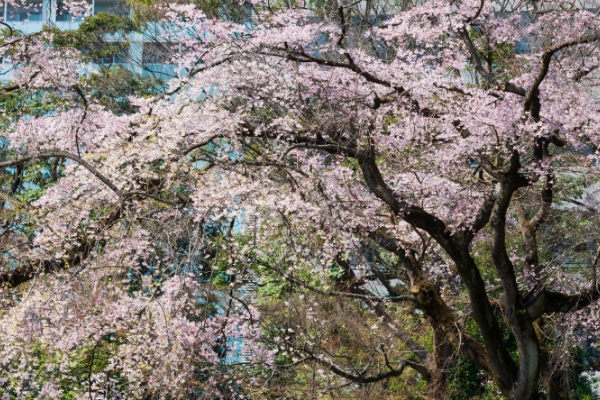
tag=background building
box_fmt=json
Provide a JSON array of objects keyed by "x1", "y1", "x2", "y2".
[{"x1": 1, "y1": 0, "x2": 176, "y2": 81}]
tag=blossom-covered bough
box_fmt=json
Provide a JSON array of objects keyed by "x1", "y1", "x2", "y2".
[{"x1": 1, "y1": 0, "x2": 600, "y2": 397}]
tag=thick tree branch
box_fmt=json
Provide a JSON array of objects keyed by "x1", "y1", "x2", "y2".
[
  {"x1": 336, "y1": 6, "x2": 348, "y2": 47},
  {"x1": 365, "y1": 231, "x2": 502, "y2": 383},
  {"x1": 524, "y1": 33, "x2": 600, "y2": 118},
  {"x1": 592, "y1": 243, "x2": 600, "y2": 291},
  {"x1": 367, "y1": 230, "x2": 422, "y2": 284},
  {"x1": 357, "y1": 147, "x2": 517, "y2": 393},
  {"x1": 457, "y1": 28, "x2": 526, "y2": 96},
  {"x1": 526, "y1": 286, "x2": 600, "y2": 320},
  {"x1": 515, "y1": 173, "x2": 553, "y2": 289},
  {"x1": 489, "y1": 151, "x2": 540, "y2": 399},
  {"x1": 529, "y1": 174, "x2": 553, "y2": 230},
  {"x1": 468, "y1": 190, "x2": 497, "y2": 237}
]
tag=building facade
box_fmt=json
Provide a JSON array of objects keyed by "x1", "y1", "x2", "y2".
[{"x1": 2, "y1": 0, "x2": 176, "y2": 81}]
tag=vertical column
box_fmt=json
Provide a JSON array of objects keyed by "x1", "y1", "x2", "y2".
[
  {"x1": 127, "y1": 2, "x2": 143, "y2": 75},
  {"x1": 128, "y1": 40, "x2": 143, "y2": 75},
  {"x1": 45, "y1": 0, "x2": 56, "y2": 23}
]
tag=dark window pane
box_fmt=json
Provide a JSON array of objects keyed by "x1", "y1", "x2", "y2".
[{"x1": 93, "y1": 0, "x2": 128, "y2": 16}]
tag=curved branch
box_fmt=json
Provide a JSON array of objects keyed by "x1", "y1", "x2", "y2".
[
  {"x1": 469, "y1": 190, "x2": 497, "y2": 237},
  {"x1": 530, "y1": 174, "x2": 553, "y2": 230},
  {"x1": 307, "y1": 350, "x2": 430, "y2": 384},
  {"x1": 0, "y1": 150, "x2": 121, "y2": 197},
  {"x1": 526, "y1": 284, "x2": 600, "y2": 320},
  {"x1": 180, "y1": 135, "x2": 222, "y2": 155},
  {"x1": 0, "y1": 206, "x2": 122, "y2": 288},
  {"x1": 489, "y1": 151, "x2": 540, "y2": 399},
  {"x1": 0, "y1": 20, "x2": 14, "y2": 36},
  {"x1": 466, "y1": 0, "x2": 485, "y2": 23},
  {"x1": 524, "y1": 32, "x2": 600, "y2": 117},
  {"x1": 357, "y1": 147, "x2": 516, "y2": 392},
  {"x1": 457, "y1": 27, "x2": 526, "y2": 96}
]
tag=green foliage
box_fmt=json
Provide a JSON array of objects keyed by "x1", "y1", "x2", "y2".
[
  {"x1": 447, "y1": 356, "x2": 503, "y2": 400},
  {"x1": 0, "y1": 88, "x2": 68, "y2": 207},
  {"x1": 46, "y1": 11, "x2": 165, "y2": 114},
  {"x1": 0, "y1": 339, "x2": 126, "y2": 398},
  {"x1": 466, "y1": 27, "x2": 517, "y2": 88},
  {"x1": 48, "y1": 13, "x2": 137, "y2": 62},
  {"x1": 86, "y1": 66, "x2": 165, "y2": 114},
  {"x1": 0, "y1": 89, "x2": 67, "y2": 128},
  {"x1": 130, "y1": 0, "x2": 249, "y2": 23},
  {"x1": 569, "y1": 347, "x2": 598, "y2": 400}
]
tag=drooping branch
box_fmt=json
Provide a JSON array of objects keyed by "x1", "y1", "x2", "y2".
[
  {"x1": 0, "y1": 150, "x2": 122, "y2": 197},
  {"x1": 304, "y1": 349, "x2": 430, "y2": 384},
  {"x1": 0, "y1": 206, "x2": 123, "y2": 288}
]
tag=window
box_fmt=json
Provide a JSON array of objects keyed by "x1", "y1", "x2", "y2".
[
  {"x1": 99, "y1": 49, "x2": 128, "y2": 64},
  {"x1": 93, "y1": 0, "x2": 128, "y2": 16},
  {"x1": 142, "y1": 42, "x2": 173, "y2": 65},
  {"x1": 6, "y1": 0, "x2": 43, "y2": 22},
  {"x1": 55, "y1": 0, "x2": 92, "y2": 22}
]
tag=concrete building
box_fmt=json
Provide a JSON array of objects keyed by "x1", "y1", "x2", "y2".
[{"x1": 1, "y1": 0, "x2": 176, "y2": 80}]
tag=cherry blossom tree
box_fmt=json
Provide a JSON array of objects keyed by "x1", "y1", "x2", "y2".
[
  {"x1": 0, "y1": 26, "x2": 272, "y2": 399},
  {"x1": 2, "y1": 0, "x2": 600, "y2": 397}
]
